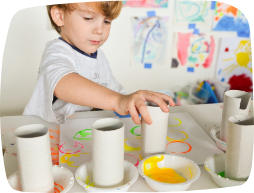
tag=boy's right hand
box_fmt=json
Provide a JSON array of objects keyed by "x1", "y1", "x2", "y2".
[{"x1": 115, "y1": 90, "x2": 175, "y2": 125}]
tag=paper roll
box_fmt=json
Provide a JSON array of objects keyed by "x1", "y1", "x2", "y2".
[
  {"x1": 92, "y1": 118, "x2": 124, "y2": 188},
  {"x1": 220, "y1": 90, "x2": 251, "y2": 142},
  {"x1": 141, "y1": 101, "x2": 169, "y2": 158},
  {"x1": 15, "y1": 124, "x2": 54, "y2": 192},
  {"x1": 225, "y1": 115, "x2": 254, "y2": 181}
]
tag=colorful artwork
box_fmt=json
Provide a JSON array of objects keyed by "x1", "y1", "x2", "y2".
[
  {"x1": 174, "y1": 0, "x2": 210, "y2": 24},
  {"x1": 213, "y1": 2, "x2": 250, "y2": 37},
  {"x1": 123, "y1": 0, "x2": 168, "y2": 8},
  {"x1": 172, "y1": 32, "x2": 216, "y2": 71},
  {"x1": 60, "y1": 112, "x2": 223, "y2": 170},
  {"x1": 132, "y1": 16, "x2": 168, "y2": 65},
  {"x1": 216, "y1": 37, "x2": 252, "y2": 92}
]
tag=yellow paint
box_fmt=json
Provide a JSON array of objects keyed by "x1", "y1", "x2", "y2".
[
  {"x1": 192, "y1": 44, "x2": 198, "y2": 53},
  {"x1": 60, "y1": 152, "x2": 89, "y2": 167},
  {"x1": 85, "y1": 176, "x2": 94, "y2": 188},
  {"x1": 204, "y1": 166, "x2": 211, "y2": 171},
  {"x1": 124, "y1": 137, "x2": 141, "y2": 151},
  {"x1": 223, "y1": 40, "x2": 252, "y2": 74},
  {"x1": 189, "y1": 168, "x2": 193, "y2": 179},
  {"x1": 199, "y1": 54, "x2": 204, "y2": 62},
  {"x1": 223, "y1": 57, "x2": 234, "y2": 62},
  {"x1": 77, "y1": 177, "x2": 80, "y2": 180},
  {"x1": 144, "y1": 155, "x2": 186, "y2": 183},
  {"x1": 167, "y1": 130, "x2": 188, "y2": 142},
  {"x1": 168, "y1": 118, "x2": 182, "y2": 127},
  {"x1": 139, "y1": 153, "x2": 144, "y2": 161}
]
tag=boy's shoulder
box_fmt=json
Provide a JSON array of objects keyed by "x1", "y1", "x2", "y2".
[{"x1": 45, "y1": 39, "x2": 74, "y2": 53}]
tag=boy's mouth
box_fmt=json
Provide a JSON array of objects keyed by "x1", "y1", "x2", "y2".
[{"x1": 89, "y1": 40, "x2": 100, "y2": 45}]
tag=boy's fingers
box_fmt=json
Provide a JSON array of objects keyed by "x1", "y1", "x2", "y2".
[
  {"x1": 136, "y1": 100, "x2": 152, "y2": 125},
  {"x1": 147, "y1": 91, "x2": 175, "y2": 106},
  {"x1": 129, "y1": 105, "x2": 141, "y2": 125},
  {"x1": 144, "y1": 93, "x2": 169, "y2": 113}
]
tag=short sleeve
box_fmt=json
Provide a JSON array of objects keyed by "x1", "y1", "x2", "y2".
[{"x1": 23, "y1": 40, "x2": 78, "y2": 124}]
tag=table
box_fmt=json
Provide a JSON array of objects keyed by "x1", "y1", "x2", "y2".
[{"x1": 1, "y1": 103, "x2": 253, "y2": 192}]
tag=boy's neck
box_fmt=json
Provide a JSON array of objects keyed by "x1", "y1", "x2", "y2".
[{"x1": 59, "y1": 37, "x2": 97, "y2": 58}]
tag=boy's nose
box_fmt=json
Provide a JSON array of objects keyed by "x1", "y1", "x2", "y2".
[
  {"x1": 92, "y1": 23, "x2": 103, "y2": 35},
  {"x1": 92, "y1": 29, "x2": 103, "y2": 35}
]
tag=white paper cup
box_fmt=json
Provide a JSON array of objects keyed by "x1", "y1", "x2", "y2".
[
  {"x1": 225, "y1": 115, "x2": 254, "y2": 180},
  {"x1": 15, "y1": 124, "x2": 54, "y2": 192},
  {"x1": 220, "y1": 90, "x2": 251, "y2": 142},
  {"x1": 92, "y1": 118, "x2": 124, "y2": 188},
  {"x1": 141, "y1": 101, "x2": 169, "y2": 158}
]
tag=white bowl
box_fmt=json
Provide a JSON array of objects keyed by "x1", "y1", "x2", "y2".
[
  {"x1": 204, "y1": 153, "x2": 246, "y2": 187},
  {"x1": 210, "y1": 126, "x2": 226, "y2": 152},
  {"x1": 8, "y1": 165, "x2": 74, "y2": 192},
  {"x1": 75, "y1": 160, "x2": 138, "y2": 192},
  {"x1": 138, "y1": 154, "x2": 200, "y2": 192}
]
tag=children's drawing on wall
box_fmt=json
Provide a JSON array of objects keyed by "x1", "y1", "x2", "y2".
[
  {"x1": 174, "y1": 0, "x2": 211, "y2": 26},
  {"x1": 213, "y1": 2, "x2": 250, "y2": 37},
  {"x1": 131, "y1": 16, "x2": 169, "y2": 65},
  {"x1": 123, "y1": 0, "x2": 168, "y2": 8},
  {"x1": 172, "y1": 32, "x2": 216, "y2": 72},
  {"x1": 216, "y1": 37, "x2": 252, "y2": 92}
]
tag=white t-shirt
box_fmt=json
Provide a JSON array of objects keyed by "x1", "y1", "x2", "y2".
[{"x1": 23, "y1": 38, "x2": 125, "y2": 124}]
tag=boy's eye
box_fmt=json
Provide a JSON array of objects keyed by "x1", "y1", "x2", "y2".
[
  {"x1": 104, "y1": 20, "x2": 111, "y2": 24},
  {"x1": 84, "y1": 17, "x2": 93, "y2": 20}
]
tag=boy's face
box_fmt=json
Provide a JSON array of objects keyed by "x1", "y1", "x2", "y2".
[{"x1": 60, "y1": 3, "x2": 112, "y2": 54}]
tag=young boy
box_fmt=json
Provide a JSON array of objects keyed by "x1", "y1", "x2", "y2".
[{"x1": 23, "y1": 1, "x2": 175, "y2": 125}]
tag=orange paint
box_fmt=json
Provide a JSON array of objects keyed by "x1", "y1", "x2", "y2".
[
  {"x1": 166, "y1": 141, "x2": 192, "y2": 154},
  {"x1": 226, "y1": 6, "x2": 238, "y2": 17},
  {"x1": 54, "y1": 182, "x2": 64, "y2": 190},
  {"x1": 50, "y1": 135, "x2": 54, "y2": 139},
  {"x1": 217, "y1": 2, "x2": 222, "y2": 6},
  {"x1": 54, "y1": 187, "x2": 60, "y2": 193},
  {"x1": 215, "y1": 16, "x2": 219, "y2": 21}
]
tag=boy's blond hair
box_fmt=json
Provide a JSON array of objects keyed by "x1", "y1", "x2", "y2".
[{"x1": 47, "y1": 1, "x2": 123, "y2": 34}]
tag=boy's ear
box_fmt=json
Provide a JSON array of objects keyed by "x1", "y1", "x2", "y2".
[{"x1": 51, "y1": 6, "x2": 64, "y2": 27}]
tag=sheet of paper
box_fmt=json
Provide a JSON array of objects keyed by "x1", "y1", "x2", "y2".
[
  {"x1": 60, "y1": 112, "x2": 223, "y2": 171},
  {"x1": 123, "y1": 0, "x2": 168, "y2": 8},
  {"x1": 172, "y1": 32, "x2": 216, "y2": 71},
  {"x1": 215, "y1": 37, "x2": 252, "y2": 92},
  {"x1": 174, "y1": 0, "x2": 211, "y2": 26},
  {"x1": 131, "y1": 16, "x2": 169, "y2": 65},
  {"x1": 212, "y1": 2, "x2": 250, "y2": 37}
]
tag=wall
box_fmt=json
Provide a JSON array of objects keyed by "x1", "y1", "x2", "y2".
[{"x1": 1, "y1": 1, "x2": 238, "y2": 116}]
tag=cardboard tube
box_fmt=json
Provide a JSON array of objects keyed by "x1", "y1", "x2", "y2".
[
  {"x1": 15, "y1": 124, "x2": 54, "y2": 193},
  {"x1": 92, "y1": 118, "x2": 124, "y2": 188},
  {"x1": 220, "y1": 90, "x2": 251, "y2": 142},
  {"x1": 141, "y1": 101, "x2": 169, "y2": 158},
  {"x1": 225, "y1": 115, "x2": 254, "y2": 181}
]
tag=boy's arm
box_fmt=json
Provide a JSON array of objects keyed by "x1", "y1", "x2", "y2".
[
  {"x1": 54, "y1": 73, "x2": 121, "y2": 111},
  {"x1": 54, "y1": 73, "x2": 175, "y2": 125}
]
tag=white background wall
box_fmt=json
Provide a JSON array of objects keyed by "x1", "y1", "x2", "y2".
[{"x1": 1, "y1": 1, "x2": 238, "y2": 116}]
